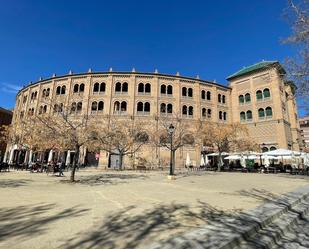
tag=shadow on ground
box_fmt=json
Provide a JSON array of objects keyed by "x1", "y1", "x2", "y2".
[
  {"x1": 0, "y1": 179, "x2": 33, "y2": 188},
  {"x1": 63, "y1": 188, "x2": 309, "y2": 249},
  {"x1": 0, "y1": 203, "x2": 89, "y2": 242},
  {"x1": 62, "y1": 173, "x2": 149, "y2": 186},
  {"x1": 63, "y1": 201, "x2": 242, "y2": 249}
]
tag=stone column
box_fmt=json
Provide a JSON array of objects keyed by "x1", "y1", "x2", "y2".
[
  {"x1": 28, "y1": 150, "x2": 33, "y2": 164},
  {"x1": 8, "y1": 147, "x2": 15, "y2": 164},
  {"x1": 24, "y1": 150, "x2": 29, "y2": 164},
  {"x1": 2, "y1": 145, "x2": 9, "y2": 163}
]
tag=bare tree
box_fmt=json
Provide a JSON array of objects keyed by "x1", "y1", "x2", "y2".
[
  {"x1": 284, "y1": 0, "x2": 309, "y2": 109},
  {"x1": 198, "y1": 122, "x2": 252, "y2": 171},
  {"x1": 91, "y1": 116, "x2": 149, "y2": 170},
  {"x1": 34, "y1": 102, "x2": 97, "y2": 181},
  {"x1": 150, "y1": 115, "x2": 196, "y2": 174}
]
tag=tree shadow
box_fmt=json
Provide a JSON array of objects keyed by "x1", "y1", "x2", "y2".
[
  {"x1": 63, "y1": 188, "x2": 309, "y2": 249},
  {"x1": 61, "y1": 173, "x2": 149, "y2": 186},
  {"x1": 63, "y1": 202, "x2": 242, "y2": 249},
  {"x1": 0, "y1": 179, "x2": 33, "y2": 188},
  {"x1": 0, "y1": 203, "x2": 89, "y2": 242}
]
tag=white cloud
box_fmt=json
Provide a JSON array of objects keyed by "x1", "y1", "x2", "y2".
[{"x1": 0, "y1": 82, "x2": 22, "y2": 94}]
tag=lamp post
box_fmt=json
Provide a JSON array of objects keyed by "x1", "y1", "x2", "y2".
[{"x1": 168, "y1": 124, "x2": 175, "y2": 176}]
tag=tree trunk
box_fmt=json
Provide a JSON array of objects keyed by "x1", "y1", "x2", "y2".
[
  {"x1": 70, "y1": 145, "x2": 80, "y2": 182},
  {"x1": 118, "y1": 152, "x2": 123, "y2": 170},
  {"x1": 218, "y1": 151, "x2": 222, "y2": 172}
]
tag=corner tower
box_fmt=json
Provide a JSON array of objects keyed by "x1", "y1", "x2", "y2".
[{"x1": 227, "y1": 61, "x2": 301, "y2": 151}]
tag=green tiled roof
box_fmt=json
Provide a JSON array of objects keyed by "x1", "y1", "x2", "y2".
[{"x1": 226, "y1": 61, "x2": 281, "y2": 80}]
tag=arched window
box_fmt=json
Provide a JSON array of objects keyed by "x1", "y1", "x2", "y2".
[
  {"x1": 145, "y1": 83, "x2": 151, "y2": 93},
  {"x1": 245, "y1": 93, "x2": 251, "y2": 102},
  {"x1": 263, "y1": 88, "x2": 270, "y2": 98},
  {"x1": 188, "y1": 106, "x2": 193, "y2": 116},
  {"x1": 77, "y1": 102, "x2": 82, "y2": 112},
  {"x1": 270, "y1": 146, "x2": 276, "y2": 151},
  {"x1": 56, "y1": 86, "x2": 61, "y2": 95},
  {"x1": 167, "y1": 85, "x2": 173, "y2": 95},
  {"x1": 61, "y1": 86, "x2": 66, "y2": 95},
  {"x1": 222, "y1": 95, "x2": 226, "y2": 104},
  {"x1": 160, "y1": 85, "x2": 166, "y2": 94},
  {"x1": 246, "y1": 110, "x2": 252, "y2": 120},
  {"x1": 43, "y1": 105, "x2": 47, "y2": 113},
  {"x1": 239, "y1": 95, "x2": 244, "y2": 104},
  {"x1": 207, "y1": 91, "x2": 211, "y2": 100},
  {"x1": 207, "y1": 109, "x2": 212, "y2": 118},
  {"x1": 223, "y1": 112, "x2": 227, "y2": 120},
  {"x1": 160, "y1": 103, "x2": 166, "y2": 113},
  {"x1": 188, "y1": 88, "x2": 193, "y2": 97},
  {"x1": 201, "y1": 90, "x2": 206, "y2": 100},
  {"x1": 138, "y1": 83, "x2": 144, "y2": 93},
  {"x1": 100, "y1": 83, "x2": 105, "y2": 92},
  {"x1": 71, "y1": 102, "x2": 76, "y2": 113},
  {"x1": 53, "y1": 104, "x2": 58, "y2": 113},
  {"x1": 258, "y1": 108, "x2": 265, "y2": 118},
  {"x1": 73, "y1": 84, "x2": 79, "y2": 93},
  {"x1": 219, "y1": 111, "x2": 222, "y2": 120},
  {"x1": 265, "y1": 107, "x2": 272, "y2": 117},
  {"x1": 93, "y1": 83, "x2": 99, "y2": 92},
  {"x1": 121, "y1": 101, "x2": 127, "y2": 111},
  {"x1": 42, "y1": 89, "x2": 46, "y2": 97},
  {"x1": 79, "y1": 83, "x2": 85, "y2": 92},
  {"x1": 59, "y1": 103, "x2": 63, "y2": 112},
  {"x1": 115, "y1": 82, "x2": 121, "y2": 92},
  {"x1": 256, "y1": 90, "x2": 263, "y2": 100},
  {"x1": 144, "y1": 102, "x2": 150, "y2": 112},
  {"x1": 167, "y1": 104, "x2": 173, "y2": 114},
  {"x1": 46, "y1": 88, "x2": 50, "y2": 97},
  {"x1": 34, "y1": 91, "x2": 37, "y2": 98},
  {"x1": 91, "y1": 101, "x2": 98, "y2": 111},
  {"x1": 182, "y1": 87, "x2": 187, "y2": 97},
  {"x1": 114, "y1": 101, "x2": 120, "y2": 112},
  {"x1": 202, "y1": 108, "x2": 207, "y2": 117},
  {"x1": 240, "y1": 112, "x2": 246, "y2": 121},
  {"x1": 137, "y1": 102, "x2": 143, "y2": 112},
  {"x1": 218, "y1": 94, "x2": 221, "y2": 103},
  {"x1": 182, "y1": 105, "x2": 187, "y2": 115},
  {"x1": 122, "y1": 82, "x2": 128, "y2": 92},
  {"x1": 98, "y1": 101, "x2": 104, "y2": 111},
  {"x1": 262, "y1": 147, "x2": 269, "y2": 152}
]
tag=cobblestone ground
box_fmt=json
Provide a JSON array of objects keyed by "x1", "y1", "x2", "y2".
[{"x1": 0, "y1": 169, "x2": 308, "y2": 249}]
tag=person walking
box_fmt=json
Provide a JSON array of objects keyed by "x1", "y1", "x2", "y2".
[{"x1": 59, "y1": 161, "x2": 64, "y2": 176}]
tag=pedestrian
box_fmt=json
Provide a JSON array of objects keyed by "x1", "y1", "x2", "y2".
[{"x1": 59, "y1": 161, "x2": 64, "y2": 176}]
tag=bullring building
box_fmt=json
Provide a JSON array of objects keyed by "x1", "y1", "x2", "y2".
[{"x1": 5, "y1": 61, "x2": 303, "y2": 168}]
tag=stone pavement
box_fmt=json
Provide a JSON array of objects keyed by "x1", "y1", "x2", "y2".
[
  {"x1": 146, "y1": 185, "x2": 309, "y2": 249},
  {"x1": 0, "y1": 170, "x2": 309, "y2": 249}
]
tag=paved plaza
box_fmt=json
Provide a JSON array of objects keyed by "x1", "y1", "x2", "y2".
[{"x1": 0, "y1": 169, "x2": 309, "y2": 249}]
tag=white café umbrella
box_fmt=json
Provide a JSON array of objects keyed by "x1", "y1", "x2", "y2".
[
  {"x1": 205, "y1": 155, "x2": 209, "y2": 165},
  {"x1": 65, "y1": 150, "x2": 71, "y2": 166},
  {"x1": 185, "y1": 153, "x2": 191, "y2": 167},
  {"x1": 264, "y1": 148, "x2": 301, "y2": 156},
  {"x1": 48, "y1": 149, "x2": 53, "y2": 163},
  {"x1": 240, "y1": 154, "x2": 246, "y2": 168},
  {"x1": 304, "y1": 153, "x2": 309, "y2": 168},
  {"x1": 225, "y1": 155, "x2": 241, "y2": 160},
  {"x1": 264, "y1": 155, "x2": 270, "y2": 168},
  {"x1": 200, "y1": 156, "x2": 205, "y2": 166}
]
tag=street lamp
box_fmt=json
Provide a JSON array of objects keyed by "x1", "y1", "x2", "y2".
[{"x1": 168, "y1": 124, "x2": 175, "y2": 176}]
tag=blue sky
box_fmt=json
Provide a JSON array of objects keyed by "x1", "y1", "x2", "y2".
[{"x1": 0, "y1": 0, "x2": 305, "y2": 116}]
